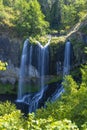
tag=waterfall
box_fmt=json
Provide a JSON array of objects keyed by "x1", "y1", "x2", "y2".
[
  {"x1": 17, "y1": 39, "x2": 35, "y2": 103},
  {"x1": 17, "y1": 39, "x2": 29, "y2": 102},
  {"x1": 16, "y1": 37, "x2": 72, "y2": 112},
  {"x1": 50, "y1": 41, "x2": 71, "y2": 101},
  {"x1": 28, "y1": 45, "x2": 33, "y2": 75},
  {"x1": 29, "y1": 36, "x2": 51, "y2": 112},
  {"x1": 63, "y1": 41, "x2": 71, "y2": 75},
  {"x1": 17, "y1": 36, "x2": 51, "y2": 113}
]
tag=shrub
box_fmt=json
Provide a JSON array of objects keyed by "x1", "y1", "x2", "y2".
[
  {"x1": 26, "y1": 113, "x2": 78, "y2": 130},
  {"x1": 0, "y1": 101, "x2": 16, "y2": 116},
  {"x1": 0, "y1": 110, "x2": 24, "y2": 130}
]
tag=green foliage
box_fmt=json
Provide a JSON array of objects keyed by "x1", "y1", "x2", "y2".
[
  {"x1": 50, "y1": 0, "x2": 62, "y2": 29},
  {"x1": 35, "y1": 65, "x2": 87, "y2": 128},
  {"x1": 0, "y1": 0, "x2": 49, "y2": 37},
  {"x1": 80, "y1": 65, "x2": 87, "y2": 86},
  {"x1": 62, "y1": 4, "x2": 77, "y2": 28},
  {"x1": 2, "y1": 0, "x2": 17, "y2": 7},
  {"x1": 1, "y1": 65, "x2": 87, "y2": 129},
  {"x1": 0, "y1": 83, "x2": 16, "y2": 94},
  {"x1": 80, "y1": 23, "x2": 87, "y2": 34},
  {"x1": 81, "y1": 122, "x2": 87, "y2": 130},
  {"x1": 0, "y1": 0, "x2": 5, "y2": 21},
  {"x1": 71, "y1": 39, "x2": 86, "y2": 64},
  {"x1": 1, "y1": 0, "x2": 87, "y2": 36},
  {"x1": 0, "y1": 61, "x2": 7, "y2": 71},
  {"x1": 13, "y1": 0, "x2": 49, "y2": 37},
  {"x1": 0, "y1": 110, "x2": 25, "y2": 130},
  {"x1": 0, "y1": 101, "x2": 16, "y2": 116},
  {"x1": 27, "y1": 113, "x2": 78, "y2": 130},
  {"x1": 0, "y1": 101, "x2": 79, "y2": 129},
  {"x1": 39, "y1": 0, "x2": 87, "y2": 31}
]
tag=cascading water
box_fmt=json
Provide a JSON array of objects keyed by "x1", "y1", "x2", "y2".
[
  {"x1": 17, "y1": 39, "x2": 29, "y2": 102},
  {"x1": 17, "y1": 39, "x2": 35, "y2": 103},
  {"x1": 63, "y1": 41, "x2": 71, "y2": 76},
  {"x1": 17, "y1": 36, "x2": 51, "y2": 113},
  {"x1": 28, "y1": 45, "x2": 33, "y2": 75},
  {"x1": 17, "y1": 37, "x2": 71, "y2": 112},
  {"x1": 50, "y1": 41, "x2": 71, "y2": 101},
  {"x1": 29, "y1": 37, "x2": 51, "y2": 112}
]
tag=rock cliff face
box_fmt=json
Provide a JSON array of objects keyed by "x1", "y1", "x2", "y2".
[
  {"x1": 0, "y1": 36, "x2": 20, "y2": 66},
  {"x1": 0, "y1": 36, "x2": 20, "y2": 85}
]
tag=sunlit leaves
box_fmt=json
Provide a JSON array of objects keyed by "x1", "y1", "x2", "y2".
[
  {"x1": 27, "y1": 113, "x2": 78, "y2": 130},
  {"x1": 0, "y1": 61, "x2": 7, "y2": 71},
  {"x1": 0, "y1": 101, "x2": 16, "y2": 116},
  {"x1": 0, "y1": 101, "x2": 79, "y2": 129},
  {"x1": 35, "y1": 65, "x2": 87, "y2": 128},
  {"x1": 0, "y1": 110, "x2": 24, "y2": 130},
  {"x1": 84, "y1": 47, "x2": 87, "y2": 53}
]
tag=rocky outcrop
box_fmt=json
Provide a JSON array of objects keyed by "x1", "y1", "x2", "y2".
[{"x1": 0, "y1": 36, "x2": 20, "y2": 66}]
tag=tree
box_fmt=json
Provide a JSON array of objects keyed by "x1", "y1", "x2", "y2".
[
  {"x1": 14, "y1": 0, "x2": 49, "y2": 37},
  {"x1": 50, "y1": 0, "x2": 63, "y2": 29},
  {"x1": 61, "y1": 4, "x2": 77, "y2": 28}
]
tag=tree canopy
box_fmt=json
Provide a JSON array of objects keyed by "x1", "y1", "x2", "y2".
[
  {"x1": 0, "y1": 0, "x2": 87, "y2": 37},
  {"x1": 0, "y1": 0, "x2": 49, "y2": 37}
]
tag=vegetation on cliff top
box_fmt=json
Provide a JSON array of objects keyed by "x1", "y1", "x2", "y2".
[{"x1": 0, "y1": 0, "x2": 87, "y2": 39}]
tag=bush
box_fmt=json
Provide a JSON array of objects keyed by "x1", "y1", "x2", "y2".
[
  {"x1": 26, "y1": 113, "x2": 78, "y2": 130},
  {"x1": 0, "y1": 110, "x2": 24, "y2": 130},
  {"x1": 0, "y1": 101, "x2": 79, "y2": 130},
  {"x1": 0, "y1": 101, "x2": 16, "y2": 116},
  {"x1": 35, "y1": 71, "x2": 87, "y2": 128}
]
